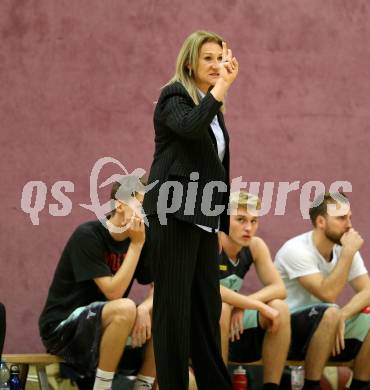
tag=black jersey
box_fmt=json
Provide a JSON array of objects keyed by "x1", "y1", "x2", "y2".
[
  {"x1": 219, "y1": 247, "x2": 254, "y2": 292},
  {"x1": 39, "y1": 220, "x2": 144, "y2": 339}
]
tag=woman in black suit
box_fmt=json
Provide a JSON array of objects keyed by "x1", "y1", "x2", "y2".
[{"x1": 143, "y1": 30, "x2": 238, "y2": 389}]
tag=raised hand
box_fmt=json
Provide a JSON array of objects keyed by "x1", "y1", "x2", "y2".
[
  {"x1": 211, "y1": 41, "x2": 239, "y2": 101},
  {"x1": 341, "y1": 228, "x2": 364, "y2": 255},
  {"x1": 125, "y1": 215, "x2": 145, "y2": 245},
  {"x1": 218, "y1": 41, "x2": 239, "y2": 85}
]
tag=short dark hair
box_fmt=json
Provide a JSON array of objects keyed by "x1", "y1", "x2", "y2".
[
  {"x1": 110, "y1": 181, "x2": 125, "y2": 201},
  {"x1": 109, "y1": 175, "x2": 147, "y2": 216},
  {"x1": 309, "y1": 192, "x2": 349, "y2": 226},
  {"x1": 110, "y1": 176, "x2": 147, "y2": 200}
]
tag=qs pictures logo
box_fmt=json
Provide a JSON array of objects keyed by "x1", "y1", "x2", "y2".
[{"x1": 21, "y1": 157, "x2": 157, "y2": 232}]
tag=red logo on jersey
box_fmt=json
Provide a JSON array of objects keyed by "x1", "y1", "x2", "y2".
[{"x1": 105, "y1": 252, "x2": 127, "y2": 273}]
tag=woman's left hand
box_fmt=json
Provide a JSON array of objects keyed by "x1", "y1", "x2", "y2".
[{"x1": 219, "y1": 41, "x2": 239, "y2": 85}]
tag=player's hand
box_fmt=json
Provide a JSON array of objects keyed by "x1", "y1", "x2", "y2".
[
  {"x1": 332, "y1": 313, "x2": 345, "y2": 357},
  {"x1": 341, "y1": 229, "x2": 363, "y2": 255},
  {"x1": 218, "y1": 41, "x2": 239, "y2": 86},
  {"x1": 131, "y1": 304, "x2": 151, "y2": 348},
  {"x1": 260, "y1": 304, "x2": 280, "y2": 333},
  {"x1": 230, "y1": 308, "x2": 245, "y2": 342},
  {"x1": 125, "y1": 215, "x2": 145, "y2": 245}
]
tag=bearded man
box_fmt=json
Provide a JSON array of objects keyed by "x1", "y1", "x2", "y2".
[{"x1": 275, "y1": 192, "x2": 370, "y2": 390}]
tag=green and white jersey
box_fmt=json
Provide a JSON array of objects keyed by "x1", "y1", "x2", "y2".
[{"x1": 219, "y1": 247, "x2": 254, "y2": 292}]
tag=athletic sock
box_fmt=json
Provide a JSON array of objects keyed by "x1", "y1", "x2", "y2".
[
  {"x1": 93, "y1": 368, "x2": 114, "y2": 390},
  {"x1": 302, "y1": 379, "x2": 321, "y2": 390},
  {"x1": 263, "y1": 383, "x2": 279, "y2": 390},
  {"x1": 350, "y1": 378, "x2": 370, "y2": 390},
  {"x1": 133, "y1": 374, "x2": 155, "y2": 389}
]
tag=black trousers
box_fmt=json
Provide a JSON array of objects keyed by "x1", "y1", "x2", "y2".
[{"x1": 149, "y1": 216, "x2": 232, "y2": 390}]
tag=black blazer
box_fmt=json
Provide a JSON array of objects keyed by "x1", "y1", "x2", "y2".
[{"x1": 143, "y1": 81, "x2": 230, "y2": 233}]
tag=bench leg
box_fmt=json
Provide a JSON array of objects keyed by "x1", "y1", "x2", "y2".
[
  {"x1": 36, "y1": 364, "x2": 50, "y2": 390},
  {"x1": 19, "y1": 363, "x2": 29, "y2": 389}
]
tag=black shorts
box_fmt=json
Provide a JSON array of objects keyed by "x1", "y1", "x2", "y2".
[
  {"x1": 289, "y1": 304, "x2": 368, "y2": 361},
  {"x1": 229, "y1": 310, "x2": 265, "y2": 363},
  {"x1": 42, "y1": 302, "x2": 106, "y2": 375},
  {"x1": 42, "y1": 302, "x2": 144, "y2": 376}
]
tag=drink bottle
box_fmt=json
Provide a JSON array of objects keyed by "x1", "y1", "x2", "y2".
[
  {"x1": 232, "y1": 365, "x2": 247, "y2": 390},
  {"x1": 0, "y1": 361, "x2": 10, "y2": 390},
  {"x1": 291, "y1": 366, "x2": 304, "y2": 390},
  {"x1": 9, "y1": 365, "x2": 21, "y2": 390}
]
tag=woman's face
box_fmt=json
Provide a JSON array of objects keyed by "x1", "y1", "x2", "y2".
[{"x1": 193, "y1": 42, "x2": 223, "y2": 94}]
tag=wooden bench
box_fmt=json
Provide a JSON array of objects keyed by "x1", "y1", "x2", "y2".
[
  {"x1": 2, "y1": 355, "x2": 353, "y2": 390},
  {"x1": 230, "y1": 359, "x2": 354, "y2": 367},
  {"x1": 3, "y1": 353, "x2": 62, "y2": 390}
]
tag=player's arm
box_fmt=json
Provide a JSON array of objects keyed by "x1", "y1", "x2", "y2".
[
  {"x1": 298, "y1": 230, "x2": 363, "y2": 303},
  {"x1": 131, "y1": 284, "x2": 154, "y2": 347},
  {"x1": 247, "y1": 237, "x2": 286, "y2": 302},
  {"x1": 341, "y1": 274, "x2": 370, "y2": 320},
  {"x1": 137, "y1": 283, "x2": 154, "y2": 313},
  {"x1": 332, "y1": 273, "x2": 370, "y2": 356},
  {"x1": 94, "y1": 217, "x2": 145, "y2": 300},
  {"x1": 220, "y1": 285, "x2": 279, "y2": 323}
]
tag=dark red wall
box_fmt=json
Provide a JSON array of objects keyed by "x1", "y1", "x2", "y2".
[{"x1": 1, "y1": 0, "x2": 369, "y2": 352}]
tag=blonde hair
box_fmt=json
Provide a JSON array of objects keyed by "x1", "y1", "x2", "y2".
[
  {"x1": 165, "y1": 30, "x2": 225, "y2": 111},
  {"x1": 229, "y1": 191, "x2": 261, "y2": 215}
]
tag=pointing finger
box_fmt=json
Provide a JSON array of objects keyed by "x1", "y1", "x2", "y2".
[{"x1": 222, "y1": 41, "x2": 228, "y2": 62}]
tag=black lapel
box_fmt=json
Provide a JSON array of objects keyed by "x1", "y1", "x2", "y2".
[
  {"x1": 208, "y1": 112, "x2": 229, "y2": 156},
  {"x1": 217, "y1": 112, "x2": 229, "y2": 145},
  {"x1": 208, "y1": 125, "x2": 218, "y2": 150}
]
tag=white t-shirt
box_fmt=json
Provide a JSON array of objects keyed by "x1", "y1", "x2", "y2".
[{"x1": 274, "y1": 231, "x2": 368, "y2": 311}]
